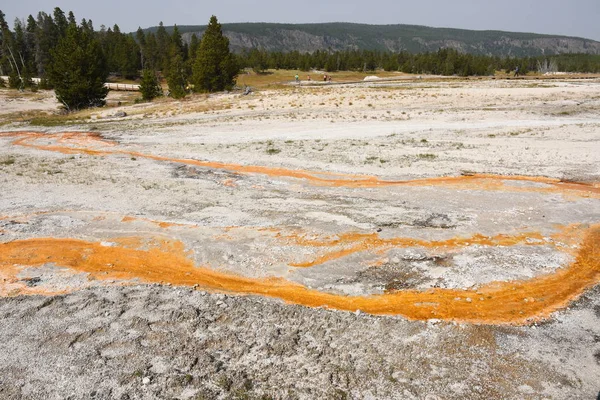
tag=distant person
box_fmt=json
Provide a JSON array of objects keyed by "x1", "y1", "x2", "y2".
[
  {"x1": 327, "y1": 75, "x2": 332, "y2": 82},
  {"x1": 307, "y1": 75, "x2": 311, "y2": 81},
  {"x1": 514, "y1": 66, "x2": 520, "y2": 77},
  {"x1": 295, "y1": 74, "x2": 299, "y2": 83},
  {"x1": 324, "y1": 74, "x2": 328, "y2": 82}
]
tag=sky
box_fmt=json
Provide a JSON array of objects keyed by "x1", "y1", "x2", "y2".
[{"x1": 2, "y1": 0, "x2": 599, "y2": 41}]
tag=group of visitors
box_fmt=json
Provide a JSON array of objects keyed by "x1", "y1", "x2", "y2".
[{"x1": 294, "y1": 74, "x2": 333, "y2": 84}]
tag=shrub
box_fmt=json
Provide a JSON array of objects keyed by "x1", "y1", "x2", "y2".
[
  {"x1": 8, "y1": 71, "x2": 22, "y2": 89},
  {"x1": 38, "y1": 78, "x2": 53, "y2": 90},
  {"x1": 139, "y1": 69, "x2": 162, "y2": 101},
  {"x1": 166, "y1": 54, "x2": 188, "y2": 99}
]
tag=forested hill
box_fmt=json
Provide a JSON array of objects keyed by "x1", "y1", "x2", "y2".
[{"x1": 143, "y1": 22, "x2": 600, "y2": 57}]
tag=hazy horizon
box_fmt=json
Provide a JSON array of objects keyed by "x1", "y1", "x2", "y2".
[{"x1": 2, "y1": 0, "x2": 599, "y2": 41}]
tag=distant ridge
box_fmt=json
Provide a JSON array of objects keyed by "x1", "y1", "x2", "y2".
[{"x1": 142, "y1": 22, "x2": 600, "y2": 57}]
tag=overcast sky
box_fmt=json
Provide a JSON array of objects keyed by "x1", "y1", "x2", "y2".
[{"x1": 2, "y1": 0, "x2": 599, "y2": 41}]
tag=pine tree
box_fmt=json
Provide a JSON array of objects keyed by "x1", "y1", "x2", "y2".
[
  {"x1": 188, "y1": 34, "x2": 199, "y2": 62},
  {"x1": 139, "y1": 68, "x2": 162, "y2": 101},
  {"x1": 192, "y1": 16, "x2": 238, "y2": 92},
  {"x1": 166, "y1": 53, "x2": 187, "y2": 98},
  {"x1": 8, "y1": 69, "x2": 21, "y2": 88},
  {"x1": 186, "y1": 33, "x2": 199, "y2": 79},
  {"x1": 34, "y1": 12, "x2": 58, "y2": 77},
  {"x1": 105, "y1": 25, "x2": 139, "y2": 79},
  {"x1": 25, "y1": 16, "x2": 38, "y2": 75},
  {"x1": 155, "y1": 22, "x2": 169, "y2": 71},
  {"x1": 171, "y1": 25, "x2": 184, "y2": 58},
  {"x1": 248, "y1": 49, "x2": 267, "y2": 74},
  {"x1": 46, "y1": 21, "x2": 109, "y2": 111},
  {"x1": 136, "y1": 27, "x2": 146, "y2": 68},
  {"x1": 2, "y1": 19, "x2": 21, "y2": 85},
  {"x1": 13, "y1": 20, "x2": 32, "y2": 87},
  {"x1": 144, "y1": 32, "x2": 159, "y2": 70},
  {"x1": 81, "y1": 18, "x2": 94, "y2": 34},
  {"x1": 0, "y1": 10, "x2": 14, "y2": 76},
  {"x1": 67, "y1": 11, "x2": 76, "y2": 27},
  {"x1": 52, "y1": 8, "x2": 66, "y2": 35}
]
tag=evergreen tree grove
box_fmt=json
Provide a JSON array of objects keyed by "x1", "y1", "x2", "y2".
[
  {"x1": 2, "y1": 6, "x2": 600, "y2": 99},
  {"x1": 46, "y1": 21, "x2": 109, "y2": 110},
  {"x1": 192, "y1": 16, "x2": 238, "y2": 92}
]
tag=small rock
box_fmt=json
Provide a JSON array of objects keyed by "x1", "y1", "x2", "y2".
[
  {"x1": 24, "y1": 277, "x2": 42, "y2": 287},
  {"x1": 142, "y1": 377, "x2": 151, "y2": 385},
  {"x1": 216, "y1": 300, "x2": 227, "y2": 309}
]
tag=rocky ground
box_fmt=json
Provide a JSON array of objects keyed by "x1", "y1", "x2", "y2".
[
  {"x1": 0, "y1": 77, "x2": 599, "y2": 399},
  {"x1": 1, "y1": 284, "x2": 599, "y2": 400}
]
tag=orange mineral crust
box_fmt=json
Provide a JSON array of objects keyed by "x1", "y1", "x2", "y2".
[
  {"x1": 1, "y1": 225, "x2": 599, "y2": 325},
  {"x1": 287, "y1": 230, "x2": 549, "y2": 268},
  {"x1": 2, "y1": 131, "x2": 600, "y2": 197}
]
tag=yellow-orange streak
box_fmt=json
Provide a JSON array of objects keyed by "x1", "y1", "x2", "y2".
[
  {"x1": 1, "y1": 226, "x2": 599, "y2": 325},
  {"x1": 288, "y1": 231, "x2": 548, "y2": 267},
  {"x1": 120, "y1": 215, "x2": 196, "y2": 229},
  {"x1": 5, "y1": 131, "x2": 113, "y2": 156},
  {"x1": 2, "y1": 131, "x2": 600, "y2": 197}
]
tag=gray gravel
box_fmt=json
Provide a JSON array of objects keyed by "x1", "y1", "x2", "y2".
[{"x1": 1, "y1": 285, "x2": 599, "y2": 400}]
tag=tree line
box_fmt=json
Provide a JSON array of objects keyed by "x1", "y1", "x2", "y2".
[
  {"x1": 238, "y1": 48, "x2": 600, "y2": 76},
  {"x1": 0, "y1": 8, "x2": 237, "y2": 108},
  {"x1": 1, "y1": 7, "x2": 599, "y2": 109}
]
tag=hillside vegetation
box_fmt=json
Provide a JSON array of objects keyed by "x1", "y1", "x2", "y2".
[{"x1": 144, "y1": 22, "x2": 600, "y2": 56}]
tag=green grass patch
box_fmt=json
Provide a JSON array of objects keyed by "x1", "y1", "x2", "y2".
[
  {"x1": 266, "y1": 147, "x2": 281, "y2": 155},
  {"x1": 0, "y1": 157, "x2": 16, "y2": 166}
]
